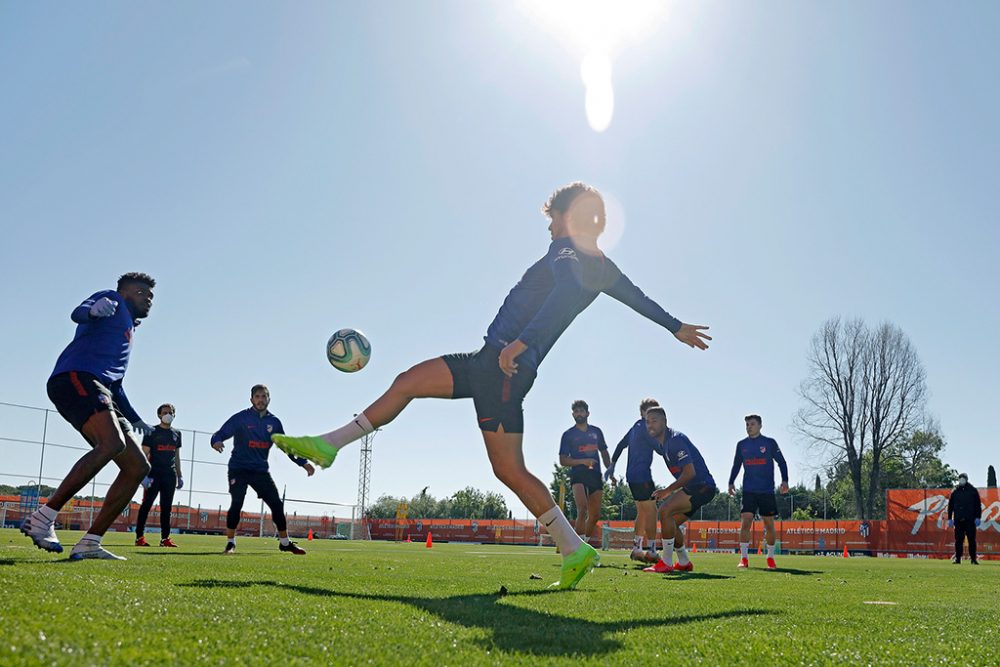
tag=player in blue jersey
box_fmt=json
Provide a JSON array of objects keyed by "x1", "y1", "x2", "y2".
[
  {"x1": 605, "y1": 398, "x2": 662, "y2": 564},
  {"x1": 728, "y1": 414, "x2": 788, "y2": 570},
  {"x1": 643, "y1": 407, "x2": 718, "y2": 574},
  {"x1": 558, "y1": 400, "x2": 610, "y2": 541},
  {"x1": 22, "y1": 272, "x2": 156, "y2": 560},
  {"x1": 134, "y1": 402, "x2": 184, "y2": 548},
  {"x1": 211, "y1": 385, "x2": 315, "y2": 555},
  {"x1": 274, "y1": 182, "x2": 711, "y2": 589}
]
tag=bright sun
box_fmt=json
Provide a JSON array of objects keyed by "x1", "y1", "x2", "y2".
[{"x1": 520, "y1": 0, "x2": 668, "y2": 132}]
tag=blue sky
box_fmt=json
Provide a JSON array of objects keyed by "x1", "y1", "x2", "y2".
[{"x1": 1, "y1": 2, "x2": 998, "y2": 518}]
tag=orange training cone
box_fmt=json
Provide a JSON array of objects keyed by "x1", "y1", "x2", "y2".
[
  {"x1": 842, "y1": 545, "x2": 849, "y2": 558},
  {"x1": 307, "y1": 529, "x2": 313, "y2": 541},
  {"x1": 426, "y1": 532, "x2": 433, "y2": 548},
  {"x1": 692, "y1": 543, "x2": 697, "y2": 553},
  {"x1": 406, "y1": 535, "x2": 411, "y2": 543},
  {"x1": 758, "y1": 544, "x2": 763, "y2": 555}
]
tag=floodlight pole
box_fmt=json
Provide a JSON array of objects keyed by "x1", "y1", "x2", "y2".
[{"x1": 356, "y1": 417, "x2": 381, "y2": 535}]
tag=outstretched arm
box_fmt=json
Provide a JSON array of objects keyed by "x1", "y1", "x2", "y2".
[{"x1": 603, "y1": 273, "x2": 711, "y2": 350}]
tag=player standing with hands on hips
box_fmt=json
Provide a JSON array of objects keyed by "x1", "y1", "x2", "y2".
[{"x1": 275, "y1": 182, "x2": 711, "y2": 589}]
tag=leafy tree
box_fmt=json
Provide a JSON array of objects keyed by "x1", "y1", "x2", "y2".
[{"x1": 988, "y1": 465, "x2": 997, "y2": 488}]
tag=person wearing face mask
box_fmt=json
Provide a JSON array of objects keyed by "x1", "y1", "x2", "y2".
[
  {"x1": 134, "y1": 403, "x2": 184, "y2": 547},
  {"x1": 947, "y1": 473, "x2": 983, "y2": 564}
]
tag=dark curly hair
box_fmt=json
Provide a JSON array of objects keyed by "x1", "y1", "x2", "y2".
[
  {"x1": 117, "y1": 272, "x2": 156, "y2": 290},
  {"x1": 542, "y1": 181, "x2": 601, "y2": 219},
  {"x1": 571, "y1": 400, "x2": 589, "y2": 411}
]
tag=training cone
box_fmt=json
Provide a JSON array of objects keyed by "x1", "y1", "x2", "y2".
[
  {"x1": 426, "y1": 532, "x2": 433, "y2": 548},
  {"x1": 758, "y1": 544, "x2": 763, "y2": 555},
  {"x1": 842, "y1": 545, "x2": 849, "y2": 558},
  {"x1": 692, "y1": 543, "x2": 697, "y2": 553},
  {"x1": 307, "y1": 529, "x2": 313, "y2": 541},
  {"x1": 406, "y1": 535, "x2": 411, "y2": 543}
]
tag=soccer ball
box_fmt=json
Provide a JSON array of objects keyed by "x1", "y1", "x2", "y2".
[{"x1": 326, "y1": 328, "x2": 372, "y2": 373}]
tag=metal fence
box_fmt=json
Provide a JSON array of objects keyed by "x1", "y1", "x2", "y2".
[{"x1": 0, "y1": 400, "x2": 363, "y2": 539}]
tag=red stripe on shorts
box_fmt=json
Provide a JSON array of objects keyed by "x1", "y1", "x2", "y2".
[{"x1": 69, "y1": 372, "x2": 88, "y2": 397}]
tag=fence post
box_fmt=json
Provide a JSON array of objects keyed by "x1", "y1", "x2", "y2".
[
  {"x1": 187, "y1": 431, "x2": 196, "y2": 530},
  {"x1": 37, "y1": 409, "x2": 50, "y2": 489},
  {"x1": 259, "y1": 499, "x2": 265, "y2": 538}
]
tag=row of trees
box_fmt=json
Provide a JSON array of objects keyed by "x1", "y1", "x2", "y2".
[{"x1": 365, "y1": 486, "x2": 509, "y2": 520}]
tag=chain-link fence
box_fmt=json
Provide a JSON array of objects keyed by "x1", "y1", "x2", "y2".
[{"x1": 0, "y1": 401, "x2": 364, "y2": 539}]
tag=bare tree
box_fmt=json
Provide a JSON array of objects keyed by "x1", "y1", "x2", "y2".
[
  {"x1": 862, "y1": 322, "x2": 927, "y2": 517},
  {"x1": 794, "y1": 318, "x2": 927, "y2": 519}
]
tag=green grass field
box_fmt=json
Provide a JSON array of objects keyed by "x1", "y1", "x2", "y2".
[{"x1": 1, "y1": 529, "x2": 998, "y2": 666}]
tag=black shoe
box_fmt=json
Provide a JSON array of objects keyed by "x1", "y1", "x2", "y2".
[
  {"x1": 223, "y1": 542, "x2": 236, "y2": 555},
  {"x1": 279, "y1": 541, "x2": 306, "y2": 555},
  {"x1": 971, "y1": 559, "x2": 979, "y2": 565}
]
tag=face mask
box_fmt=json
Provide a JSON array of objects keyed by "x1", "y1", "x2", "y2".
[
  {"x1": 161, "y1": 413, "x2": 174, "y2": 425},
  {"x1": 959, "y1": 478, "x2": 968, "y2": 486}
]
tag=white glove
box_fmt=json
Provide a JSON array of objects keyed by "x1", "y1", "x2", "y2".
[
  {"x1": 141, "y1": 476, "x2": 153, "y2": 490},
  {"x1": 131, "y1": 420, "x2": 154, "y2": 436},
  {"x1": 89, "y1": 297, "x2": 118, "y2": 318},
  {"x1": 603, "y1": 464, "x2": 616, "y2": 482}
]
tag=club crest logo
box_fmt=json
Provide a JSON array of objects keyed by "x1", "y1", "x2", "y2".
[
  {"x1": 760, "y1": 446, "x2": 767, "y2": 454},
  {"x1": 97, "y1": 394, "x2": 110, "y2": 406},
  {"x1": 266, "y1": 425, "x2": 273, "y2": 434}
]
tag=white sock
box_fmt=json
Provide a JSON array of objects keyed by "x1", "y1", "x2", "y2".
[
  {"x1": 662, "y1": 539, "x2": 675, "y2": 564},
  {"x1": 539, "y1": 506, "x2": 583, "y2": 556},
  {"x1": 740, "y1": 542, "x2": 749, "y2": 558},
  {"x1": 37, "y1": 505, "x2": 59, "y2": 523},
  {"x1": 636, "y1": 536, "x2": 645, "y2": 549},
  {"x1": 280, "y1": 537, "x2": 290, "y2": 546},
  {"x1": 647, "y1": 540, "x2": 658, "y2": 555},
  {"x1": 767, "y1": 543, "x2": 776, "y2": 558},
  {"x1": 80, "y1": 533, "x2": 102, "y2": 545},
  {"x1": 227, "y1": 537, "x2": 236, "y2": 545},
  {"x1": 676, "y1": 545, "x2": 690, "y2": 565},
  {"x1": 320, "y1": 413, "x2": 374, "y2": 449}
]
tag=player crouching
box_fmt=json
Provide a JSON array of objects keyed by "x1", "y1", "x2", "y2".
[{"x1": 641, "y1": 407, "x2": 718, "y2": 574}]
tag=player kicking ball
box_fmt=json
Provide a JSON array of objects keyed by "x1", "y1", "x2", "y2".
[
  {"x1": 641, "y1": 407, "x2": 718, "y2": 574},
  {"x1": 274, "y1": 182, "x2": 711, "y2": 589}
]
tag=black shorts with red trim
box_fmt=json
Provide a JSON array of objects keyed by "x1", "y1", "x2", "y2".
[
  {"x1": 570, "y1": 466, "x2": 603, "y2": 495},
  {"x1": 628, "y1": 479, "x2": 656, "y2": 502},
  {"x1": 682, "y1": 484, "x2": 719, "y2": 518},
  {"x1": 741, "y1": 491, "x2": 778, "y2": 517},
  {"x1": 442, "y1": 344, "x2": 537, "y2": 434},
  {"x1": 46, "y1": 371, "x2": 131, "y2": 435}
]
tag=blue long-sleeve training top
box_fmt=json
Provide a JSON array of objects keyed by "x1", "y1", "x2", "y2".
[
  {"x1": 610, "y1": 419, "x2": 664, "y2": 484},
  {"x1": 484, "y1": 238, "x2": 682, "y2": 370},
  {"x1": 211, "y1": 408, "x2": 306, "y2": 472},
  {"x1": 728, "y1": 435, "x2": 788, "y2": 494},
  {"x1": 50, "y1": 289, "x2": 142, "y2": 423},
  {"x1": 662, "y1": 428, "x2": 716, "y2": 491}
]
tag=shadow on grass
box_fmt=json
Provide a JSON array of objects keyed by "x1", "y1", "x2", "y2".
[
  {"x1": 134, "y1": 551, "x2": 230, "y2": 557},
  {"x1": 768, "y1": 567, "x2": 824, "y2": 576},
  {"x1": 0, "y1": 558, "x2": 15, "y2": 566},
  {"x1": 178, "y1": 579, "x2": 771, "y2": 657},
  {"x1": 664, "y1": 572, "x2": 734, "y2": 581}
]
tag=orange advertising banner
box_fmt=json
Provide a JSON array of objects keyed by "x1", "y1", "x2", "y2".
[{"x1": 885, "y1": 488, "x2": 999, "y2": 557}]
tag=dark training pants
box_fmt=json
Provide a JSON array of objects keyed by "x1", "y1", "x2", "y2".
[
  {"x1": 136, "y1": 471, "x2": 176, "y2": 539},
  {"x1": 226, "y1": 468, "x2": 287, "y2": 532},
  {"x1": 955, "y1": 519, "x2": 978, "y2": 562}
]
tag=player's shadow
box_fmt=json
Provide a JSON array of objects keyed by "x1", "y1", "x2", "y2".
[
  {"x1": 135, "y1": 551, "x2": 227, "y2": 557},
  {"x1": 767, "y1": 567, "x2": 823, "y2": 576},
  {"x1": 663, "y1": 572, "x2": 734, "y2": 581},
  {"x1": 179, "y1": 579, "x2": 771, "y2": 657},
  {"x1": 0, "y1": 558, "x2": 15, "y2": 566}
]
